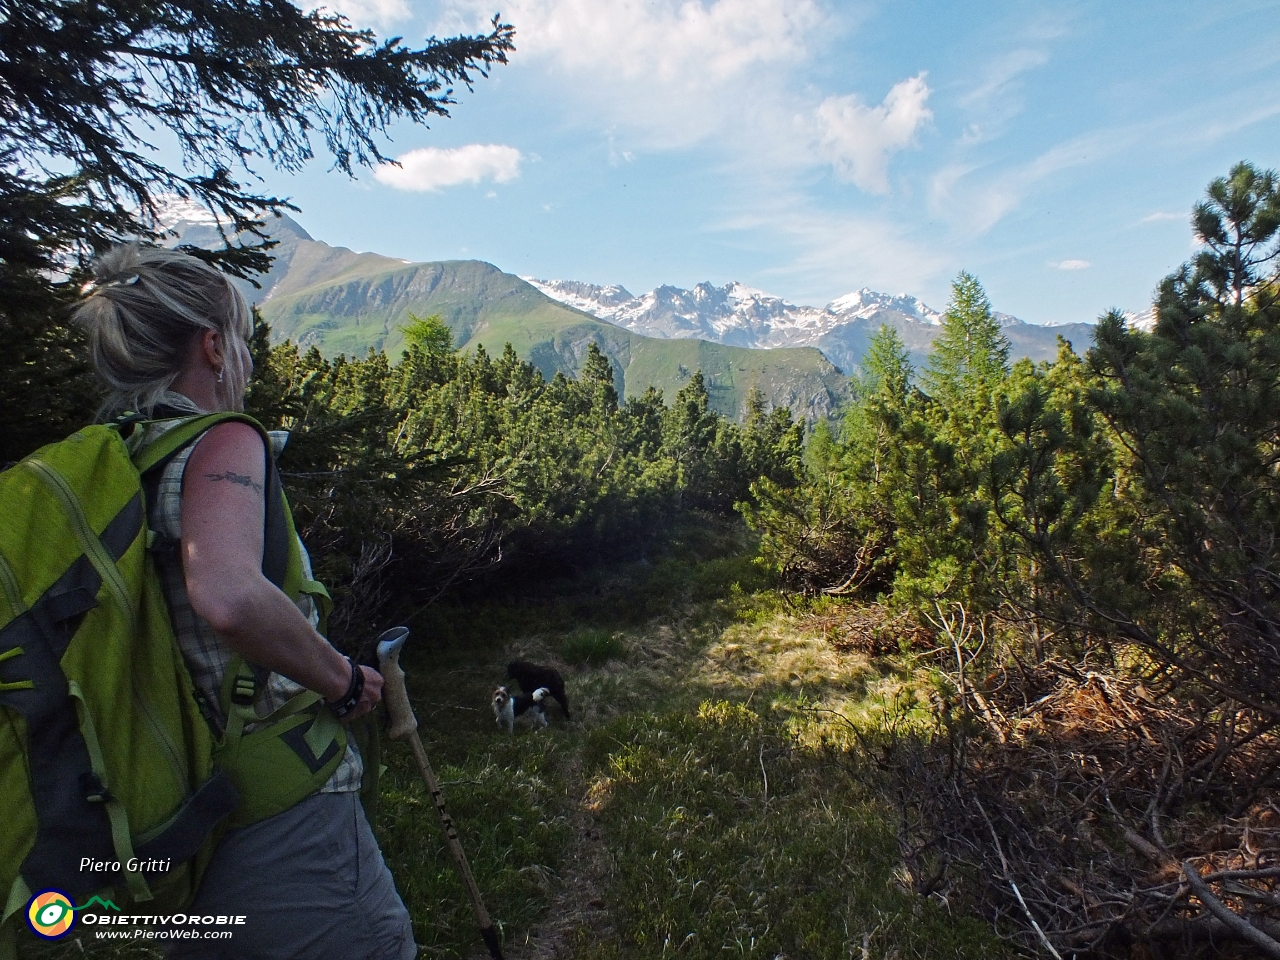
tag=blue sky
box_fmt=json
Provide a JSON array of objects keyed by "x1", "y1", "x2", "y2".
[{"x1": 255, "y1": 0, "x2": 1279, "y2": 324}]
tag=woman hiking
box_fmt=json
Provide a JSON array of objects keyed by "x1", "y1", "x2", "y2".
[{"x1": 75, "y1": 244, "x2": 417, "y2": 959}]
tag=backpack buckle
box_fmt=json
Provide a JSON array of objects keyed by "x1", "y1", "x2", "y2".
[
  {"x1": 81, "y1": 771, "x2": 109, "y2": 803},
  {"x1": 112, "y1": 412, "x2": 148, "y2": 440},
  {"x1": 230, "y1": 676, "x2": 257, "y2": 707}
]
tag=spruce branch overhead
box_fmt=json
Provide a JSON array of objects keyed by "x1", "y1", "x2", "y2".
[{"x1": 0, "y1": 0, "x2": 515, "y2": 275}]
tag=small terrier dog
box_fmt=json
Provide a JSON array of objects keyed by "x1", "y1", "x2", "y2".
[
  {"x1": 506, "y1": 661, "x2": 572, "y2": 720},
  {"x1": 491, "y1": 685, "x2": 550, "y2": 734}
]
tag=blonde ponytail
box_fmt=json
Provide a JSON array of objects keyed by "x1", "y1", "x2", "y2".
[{"x1": 74, "y1": 245, "x2": 253, "y2": 418}]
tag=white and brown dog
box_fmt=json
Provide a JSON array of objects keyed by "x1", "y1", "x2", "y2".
[{"x1": 491, "y1": 685, "x2": 550, "y2": 734}]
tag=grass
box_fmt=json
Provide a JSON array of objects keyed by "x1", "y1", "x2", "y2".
[
  {"x1": 575, "y1": 703, "x2": 998, "y2": 960},
  {"x1": 375, "y1": 521, "x2": 1009, "y2": 959},
  {"x1": 17, "y1": 520, "x2": 1011, "y2": 960},
  {"x1": 559, "y1": 628, "x2": 628, "y2": 666}
]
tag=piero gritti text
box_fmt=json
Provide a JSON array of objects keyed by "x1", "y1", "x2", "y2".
[{"x1": 80, "y1": 857, "x2": 172, "y2": 873}]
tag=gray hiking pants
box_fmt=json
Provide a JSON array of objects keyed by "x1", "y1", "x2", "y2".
[{"x1": 166, "y1": 790, "x2": 417, "y2": 959}]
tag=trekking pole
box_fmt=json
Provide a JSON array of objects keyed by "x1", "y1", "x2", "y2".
[{"x1": 376, "y1": 627, "x2": 506, "y2": 960}]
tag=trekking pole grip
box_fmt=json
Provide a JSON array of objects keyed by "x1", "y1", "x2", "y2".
[{"x1": 376, "y1": 627, "x2": 417, "y2": 740}]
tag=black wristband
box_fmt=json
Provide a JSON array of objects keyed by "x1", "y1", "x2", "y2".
[{"x1": 327, "y1": 657, "x2": 364, "y2": 719}]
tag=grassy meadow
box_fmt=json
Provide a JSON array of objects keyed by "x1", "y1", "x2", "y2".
[
  {"x1": 17, "y1": 523, "x2": 1009, "y2": 960},
  {"x1": 375, "y1": 523, "x2": 1009, "y2": 960}
]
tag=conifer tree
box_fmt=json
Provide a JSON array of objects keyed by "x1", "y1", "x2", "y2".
[
  {"x1": 0, "y1": 1, "x2": 514, "y2": 281},
  {"x1": 579, "y1": 341, "x2": 620, "y2": 412},
  {"x1": 924, "y1": 271, "x2": 1010, "y2": 408},
  {"x1": 744, "y1": 327, "x2": 910, "y2": 596},
  {"x1": 0, "y1": 1, "x2": 514, "y2": 459},
  {"x1": 883, "y1": 277, "x2": 1011, "y2": 611},
  {"x1": 1192, "y1": 162, "x2": 1280, "y2": 308},
  {"x1": 1085, "y1": 161, "x2": 1280, "y2": 714},
  {"x1": 663, "y1": 371, "x2": 718, "y2": 471},
  {"x1": 741, "y1": 387, "x2": 803, "y2": 488},
  {"x1": 858, "y1": 323, "x2": 913, "y2": 403}
]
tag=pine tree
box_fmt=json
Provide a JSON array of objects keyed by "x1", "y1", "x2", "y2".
[
  {"x1": 741, "y1": 387, "x2": 803, "y2": 488},
  {"x1": 579, "y1": 341, "x2": 620, "y2": 412},
  {"x1": 1085, "y1": 161, "x2": 1280, "y2": 714},
  {"x1": 878, "y1": 278, "x2": 1013, "y2": 611},
  {"x1": 857, "y1": 323, "x2": 913, "y2": 403},
  {"x1": 1192, "y1": 162, "x2": 1280, "y2": 308},
  {"x1": 743, "y1": 327, "x2": 911, "y2": 597}
]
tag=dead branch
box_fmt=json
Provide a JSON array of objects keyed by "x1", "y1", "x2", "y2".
[
  {"x1": 836, "y1": 611, "x2": 1280, "y2": 958},
  {"x1": 1182, "y1": 860, "x2": 1280, "y2": 958}
]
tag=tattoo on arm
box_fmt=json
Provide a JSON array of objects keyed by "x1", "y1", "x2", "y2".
[{"x1": 204, "y1": 470, "x2": 264, "y2": 495}]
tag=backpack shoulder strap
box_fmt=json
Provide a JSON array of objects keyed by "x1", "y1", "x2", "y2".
[{"x1": 131, "y1": 412, "x2": 263, "y2": 476}]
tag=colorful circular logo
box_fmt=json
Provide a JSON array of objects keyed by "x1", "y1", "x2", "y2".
[{"x1": 27, "y1": 890, "x2": 76, "y2": 939}]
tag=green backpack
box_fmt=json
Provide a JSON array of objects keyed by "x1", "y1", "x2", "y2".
[{"x1": 0, "y1": 413, "x2": 347, "y2": 954}]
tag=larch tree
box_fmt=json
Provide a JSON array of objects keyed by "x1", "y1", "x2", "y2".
[{"x1": 923, "y1": 271, "x2": 1010, "y2": 409}]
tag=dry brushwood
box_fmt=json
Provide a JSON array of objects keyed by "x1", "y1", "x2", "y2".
[
  {"x1": 843, "y1": 612, "x2": 1280, "y2": 958},
  {"x1": 324, "y1": 536, "x2": 394, "y2": 658},
  {"x1": 801, "y1": 603, "x2": 935, "y2": 656}
]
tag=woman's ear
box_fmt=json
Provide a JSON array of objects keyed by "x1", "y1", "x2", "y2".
[{"x1": 199, "y1": 328, "x2": 224, "y2": 372}]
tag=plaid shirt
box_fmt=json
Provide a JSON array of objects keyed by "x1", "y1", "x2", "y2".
[{"x1": 136, "y1": 403, "x2": 361, "y2": 793}]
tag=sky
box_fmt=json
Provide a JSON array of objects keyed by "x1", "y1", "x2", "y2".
[{"x1": 246, "y1": 0, "x2": 1279, "y2": 325}]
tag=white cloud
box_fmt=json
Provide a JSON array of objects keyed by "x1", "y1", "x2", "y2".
[
  {"x1": 442, "y1": 0, "x2": 830, "y2": 149},
  {"x1": 1142, "y1": 211, "x2": 1182, "y2": 223},
  {"x1": 1185, "y1": 99, "x2": 1280, "y2": 146},
  {"x1": 1052, "y1": 259, "x2": 1090, "y2": 270},
  {"x1": 485, "y1": 0, "x2": 824, "y2": 81},
  {"x1": 929, "y1": 163, "x2": 1019, "y2": 236},
  {"x1": 441, "y1": 1, "x2": 927, "y2": 194},
  {"x1": 815, "y1": 74, "x2": 932, "y2": 193},
  {"x1": 930, "y1": 126, "x2": 1143, "y2": 237},
  {"x1": 374, "y1": 144, "x2": 523, "y2": 192},
  {"x1": 321, "y1": 0, "x2": 410, "y2": 29},
  {"x1": 431, "y1": 3, "x2": 935, "y2": 289},
  {"x1": 716, "y1": 193, "x2": 949, "y2": 303},
  {"x1": 959, "y1": 49, "x2": 1049, "y2": 109}
]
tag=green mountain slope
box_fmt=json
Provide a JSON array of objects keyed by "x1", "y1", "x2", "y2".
[{"x1": 248, "y1": 221, "x2": 847, "y2": 420}]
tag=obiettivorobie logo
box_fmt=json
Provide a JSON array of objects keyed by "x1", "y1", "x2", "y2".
[
  {"x1": 26, "y1": 896, "x2": 120, "y2": 942},
  {"x1": 26, "y1": 891, "x2": 120, "y2": 940},
  {"x1": 26, "y1": 888, "x2": 247, "y2": 944}
]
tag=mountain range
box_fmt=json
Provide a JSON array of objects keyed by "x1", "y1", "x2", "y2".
[
  {"x1": 523, "y1": 278, "x2": 1096, "y2": 374},
  {"x1": 167, "y1": 208, "x2": 1102, "y2": 422},
  {"x1": 171, "y1": 212, "x2": 848, "y2": 420}
]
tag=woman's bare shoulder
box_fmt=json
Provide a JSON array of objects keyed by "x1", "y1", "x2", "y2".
[{"x1": 183, "y1": 419, "x2": 269, "y2": 494}]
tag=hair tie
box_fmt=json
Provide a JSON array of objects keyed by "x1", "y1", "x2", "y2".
[{"x1": 81, "y1": 274, "x2": 140, "y2": 296}]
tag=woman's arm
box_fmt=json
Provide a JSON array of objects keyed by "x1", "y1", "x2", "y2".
[{"x1": 179, "y1": 420, "x2": 382, "y2": 720}]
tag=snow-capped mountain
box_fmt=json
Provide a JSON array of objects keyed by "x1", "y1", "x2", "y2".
[
  {"x1": 828, "y1": 288, "x2": 945, "y2": 328},
  {"x1": 166, "y1": 207, "x2": 1100, "y2": 383},
  {"x1": 155, "y1": 195, "x2": 223, "y2": 230},
  {"x1": 524, "y1": 276, "x2": 1101, "y2": 373},
  {"x1": 523, "y1": 278, "x2": 945, "y2": 351},
  {"x1": 1125, "y1": 307, "x2": 1157, "y2": 332}
]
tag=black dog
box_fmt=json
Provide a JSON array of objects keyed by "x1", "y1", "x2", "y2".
[{"x1": 506, "y1": 661, "x2": 571, "y2": 720}]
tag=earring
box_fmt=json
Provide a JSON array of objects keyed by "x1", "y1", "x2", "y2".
[{"x1": 216, "y1": 368, "x2": 225, "y2": 384}]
